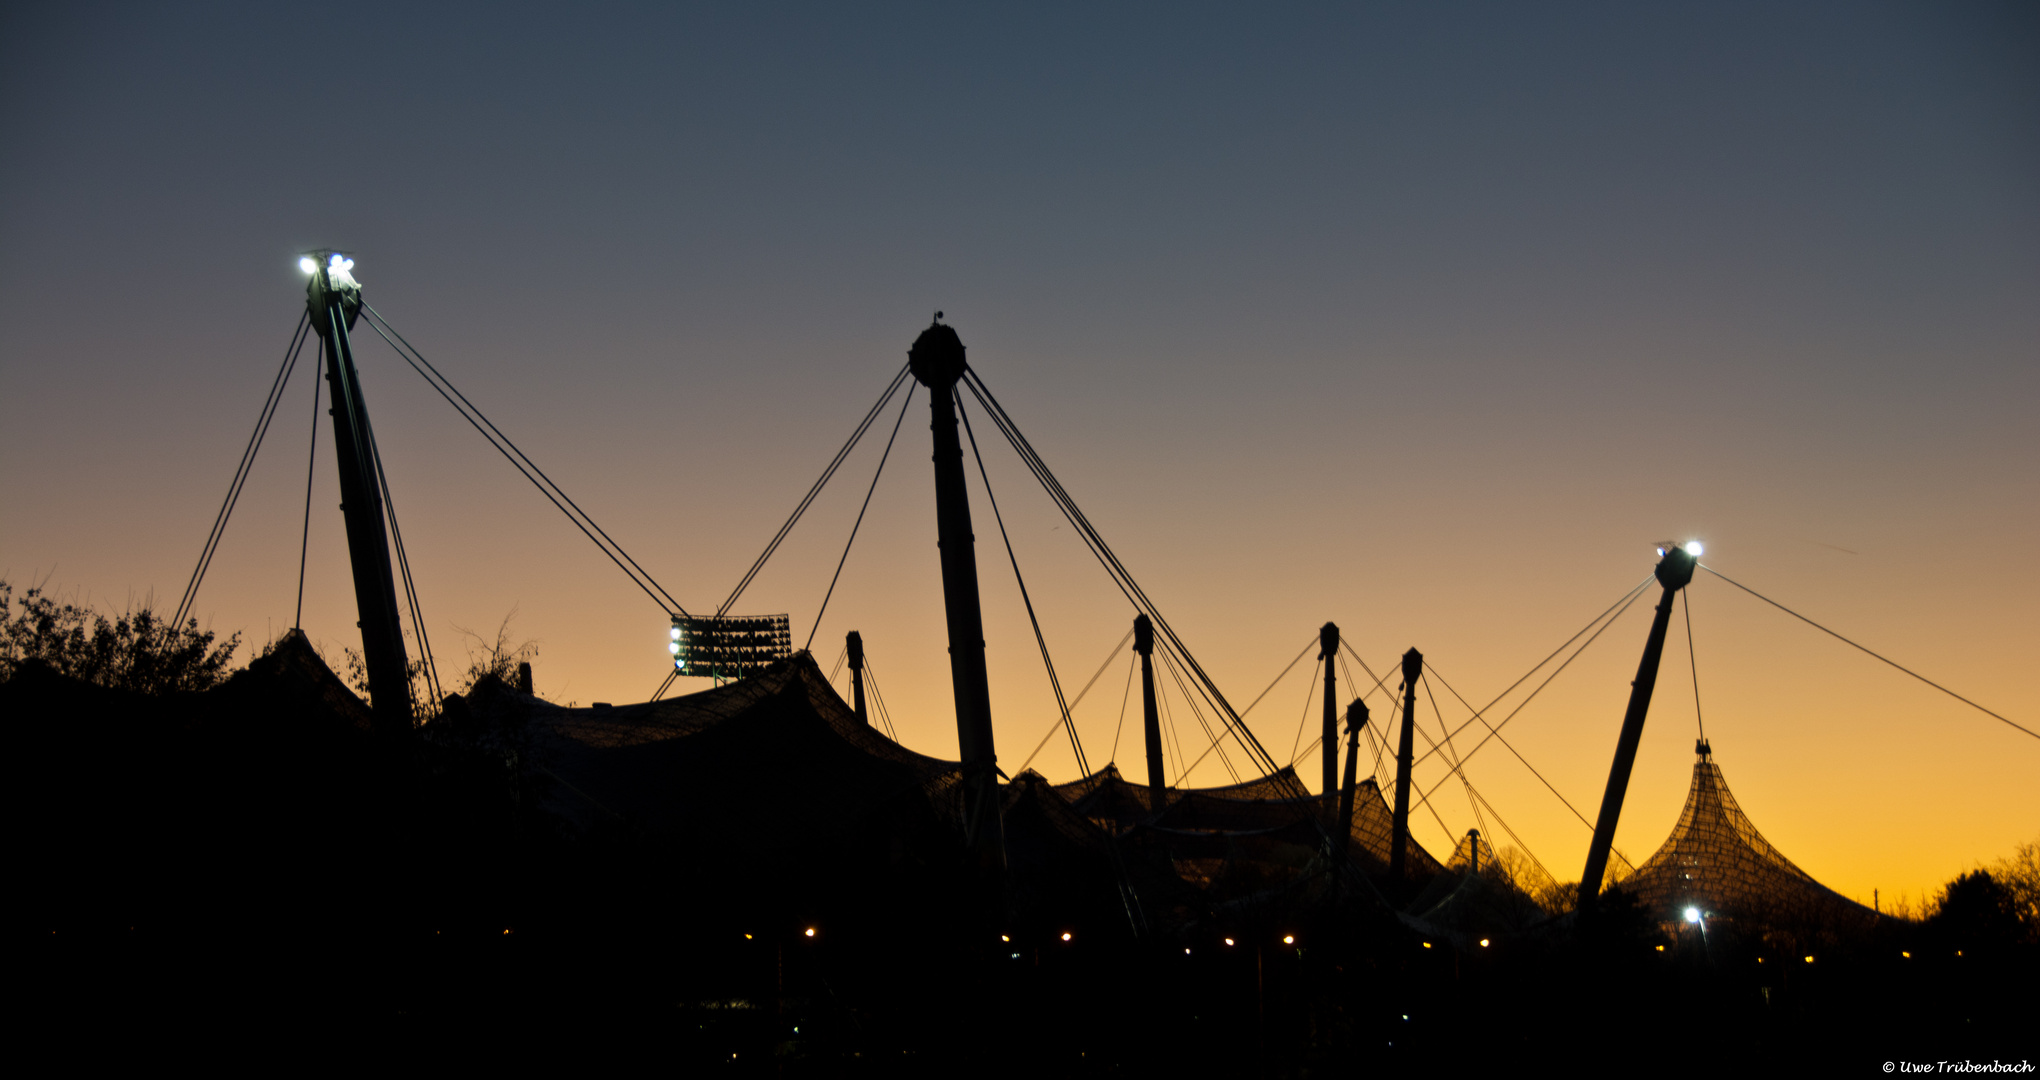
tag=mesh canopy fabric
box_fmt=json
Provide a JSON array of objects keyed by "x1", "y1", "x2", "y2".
[
  {"x1": 475, "y1": 657, "x2": 1449, "y2": 921},
  {"x1": 493, "y1": 654, "x2": 965, "y2": 840},
  {"x1": 1444, "y1": 830, "x2": 1499, "y2": 876},
  {"x1": 1052, "y1": 763, "x2": 1444, "y2": 885},
  {"x1": 1623, "y1": 742, "x2": 1875, "y2": 932}
]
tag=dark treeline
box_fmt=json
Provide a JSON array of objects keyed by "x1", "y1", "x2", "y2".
[
  {"x1": 1, "y1": 581, "x2": 240, "y2": 694},
  {"x1": 11, "y1": 617, "x2": 2035, "y2": 1072}
]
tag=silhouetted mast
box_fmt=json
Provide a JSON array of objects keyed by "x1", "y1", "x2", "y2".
[
  {"x1": 1390, "y1": 647, "x2": 1422, "y2": 879},
  {"x1": 847, "y1": 630, "x2": 868, "y2": 726},
  {"x1": 1337, "y1": 699, "x2": 1367, "y2": 845},
  {"x1": 1319, "y1": 622, "x2": 1340, "y2": 805},
  {"x1": 1578, "y1": 543, "x2": 1698, "y2": 912},
  {"x1": 1134, "y1": 614, "x2": 1166, "y2": 815},
  {"x1": 305, "y1": 253, "x2": 413, "y2": 735},
  {"x1": 909, "y1": 319, "x2": 1005, "y2": 871}
]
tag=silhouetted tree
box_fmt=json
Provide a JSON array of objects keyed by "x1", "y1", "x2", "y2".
[
  {"x1": 451, "y1": 610, "x2": 540, "y2": 695},
  {"x1": 1927, "y1": 870, "x2": 2025, "y2": 952},
  {"x1": 0, "y1": 580, "x2": 240, "y2": 693},
  {"x1": 1986, "y1": 838, "x2": 2039, "y2": 945},
  {"x1": 331, "y1": 610, "x2": 539, "y2": 721}
]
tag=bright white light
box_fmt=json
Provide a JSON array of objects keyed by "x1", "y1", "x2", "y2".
[
  {"x1": 1686, "y1": 541, "x2": 1704, "y2": 557},
  {"x1": 326, "y1": 254, "x2": 359, "y2": 289},
  {"x1": 298, "y1": 257, "x2": 318, "y2": 275},
  {"x1": 1684, "y1": 907, "x2": 1702, "y2": 924},
  {"x1": 670, "y1": 627, "x2": 682, "y2": 641},
  {"x1": 1656, "y1": 547, "x2": 1666, "y2": 557},
  {"x1": 668, "y1": 642, "x2": 680, "y2": 655}
]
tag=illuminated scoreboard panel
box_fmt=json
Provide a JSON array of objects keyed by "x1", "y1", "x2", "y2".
[{"x1": 669, "y1": 614, "x2": 792, "y2": 682}]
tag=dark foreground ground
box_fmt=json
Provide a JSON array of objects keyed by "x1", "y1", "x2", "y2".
[{"x1": 15, "y1": 662, "x2": 2033, "y2": 1074}]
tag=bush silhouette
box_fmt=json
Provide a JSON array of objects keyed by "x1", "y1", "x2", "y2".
[
  {"x1": 1929, "y1": 869, "x2": 2027, "y2": 953},
  {"x1": 0, "y1": 580, "x2": 240, "y2": 694}
]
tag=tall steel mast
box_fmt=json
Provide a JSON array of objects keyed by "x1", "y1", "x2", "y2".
[
  {"x1": 1390, "y1": 647, "x2": 1422, "y2": 880},
  {"x1": 847, "y1": 630, "x2": 868, "y2": 726},
  {"x1": 1134, "y1": 614, "x2": 1167, "y2": 815},
  {"x1": 1337, "y1": 699, "x2": 1367, "y2": 845},
  {"x1": 305, "y1": 253, "x2": 413, "y2": 734},
  {"x1": 1319, "y1": 621, "x2": 1340, "y2": 805},
  {"x1": 1578, "y1": 543, "x2": 1698, "y2": 912},
  {"x1": 909, "y1": 319, "x2": 1005, "y2": 871}
]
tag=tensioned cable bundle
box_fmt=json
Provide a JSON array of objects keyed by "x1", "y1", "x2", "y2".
[
  {"x1": 955, "y1": 363, "x2": 1453, "y2": 900},
  {"x1": 1156, "y1": 637, "x2": 1242, "y2": 785},
  {"x1": 1409, "y1": 574, "x2": 1655, "y2": 780},
  {"x1": 1286, "y1": 656, "x2": 1325, "y2": 765},
  {"x1": 1421, "y1": 672, "x2": 1491, "y2": 853},
  {"x1": 1324, "y1": 594, "x2": 1647, "y2": 863},
  {"x1": 1106, "y1": 654, "x2": 1137, "y2": 765},
  {"x1": 1410, "y1": 578, "x2": 1654, "y2": 809},
  {"x1": 1331, "y1": 643, "x2": 1405, "y2": 793},
  {"x1": 1161, "y1": 636, "x2": 1328, "y2": 785},
  {"x1": 359, "y1": 304, "x2": 689, "y2": 619},
  {"x1": 1683, "y1": 589, "x2": 1706, "y2": 742},
  {"x1": 1461, "y1": 783, "x2": 1558, "y2": 892},
  {"x1": 363, "y1": 411, "x2": 443, "y2": 706},
  {"x1": 293, "y1": 341, "x2": 323, "y2": 629},
  {"x1": 173, "y1": 313, "x2": 312, "y2": 630},
  {"x1": 1246, "y1": 636, "x2": 1321, "y2": 721},
  {"x1": 804, "y1": 384, "x2": 916, "y2": 652},
  {"x1": 1151, "y1": 646, "x2": 1191, "y2": 783},
  {"x1": 1424, "y1": 660, "x2": 1598, "y2": 835},
  {"x1": 1349, "y1": 666, "x2": 1458, "y2": 845},
  {"x1": 646, "y1": 365, "x2": 916, "y2": 701},
  {"x1": 957, "y1": 389, "x2": 1088, "y2": 779},
  {"x1": 959, "y1": 369, "x2": 1295, "y2": 791},
  {"x1": 717, "y1": 365, "x2": 913, "y2": 620},
  {"x1": 647, "y1": 666, "x2": 681, "y2": 703},
  {"x1": 1018, "y1": 625, "x2": 1136, "y2": 775},
  {"x1": 861, "y1": 656, "x2": 901, "y2": 742},
  {"x1": 1701, "y1": 563, "x2": 2034, "y2": 742}
]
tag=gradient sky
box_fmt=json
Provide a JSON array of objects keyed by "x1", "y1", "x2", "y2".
[{"x1": 3, "y1": 2, "x2": 2034, "y2": 909}]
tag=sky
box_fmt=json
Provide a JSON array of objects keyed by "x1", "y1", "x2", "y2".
[{"x1": 2, "y1": 1, "x2": 2034, "y2": 909}]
